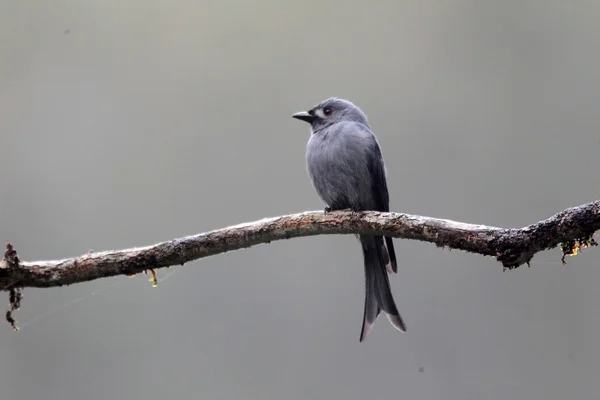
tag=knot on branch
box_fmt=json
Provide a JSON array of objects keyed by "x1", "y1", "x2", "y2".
[
  {"x1": 4, "y1": 243, "x2": 19, "y2": 268},
  {"x1": 492, "y1": 230, "x2": 534, "y2": 270}
]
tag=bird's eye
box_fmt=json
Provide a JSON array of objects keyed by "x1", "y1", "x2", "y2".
[{"x1": 323, "y1": 107, "x2": 332, "y2": 116}]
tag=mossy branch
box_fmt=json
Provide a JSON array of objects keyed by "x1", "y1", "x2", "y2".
[{"x1": 2, "y1": 200, "x2": 599, "y2": 330}]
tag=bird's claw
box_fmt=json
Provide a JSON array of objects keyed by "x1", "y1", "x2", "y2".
[{"x1": 324, "y1": 206, "x2": 361, "y2": 214}]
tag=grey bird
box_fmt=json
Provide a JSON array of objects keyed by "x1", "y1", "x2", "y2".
[{"x1": 292, "y1": 97, "x2": 407, "y2": 342}]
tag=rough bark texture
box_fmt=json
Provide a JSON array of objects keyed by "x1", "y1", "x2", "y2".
[{"x1": 2, "y1": 200, "x2": 599, "y2": 292}]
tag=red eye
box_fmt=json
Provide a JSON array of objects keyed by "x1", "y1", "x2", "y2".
[{"x1": 323, "y1": 107, "x2": 332, "y2": 116}]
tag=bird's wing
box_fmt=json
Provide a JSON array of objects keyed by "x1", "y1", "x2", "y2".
[
  {"x1": 364, "y1": 129, "x2": 398, "y2": 273},
  {"x1": 366, "y1": 137, "x2": 390, "y2": 213}
]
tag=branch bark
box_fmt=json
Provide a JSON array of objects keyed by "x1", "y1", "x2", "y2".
[{"x1": 2, "y1": 200, "x2": 599, "y2": 292}]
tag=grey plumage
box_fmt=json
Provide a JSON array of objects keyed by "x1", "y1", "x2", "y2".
[{"x1": 292, "y1": 97, "x2": 406, "y2": 342}]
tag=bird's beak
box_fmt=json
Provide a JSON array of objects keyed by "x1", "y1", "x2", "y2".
[{"x1": 292, "y1": 111, "x2": 316, "y2": 123}]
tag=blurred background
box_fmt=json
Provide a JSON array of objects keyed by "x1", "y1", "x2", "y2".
[{"x1": 1, "y1": 1, "x2": 600, "y2": 399}]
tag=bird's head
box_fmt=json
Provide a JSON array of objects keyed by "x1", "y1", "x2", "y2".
[{"x1": 292, "y1": 97, "x2": 369, "y2": 131}]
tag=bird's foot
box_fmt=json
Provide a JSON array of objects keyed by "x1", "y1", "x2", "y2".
[
  {"x1": 324, "y1": 206, "x2": 361, "y2": 214},
  {"x1": 346, "y1": 207, "x2": 362, "y2": 213}
]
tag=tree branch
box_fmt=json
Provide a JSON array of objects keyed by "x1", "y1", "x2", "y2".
[
  {"x1": 1, "y1": 200, "x2": 599, "y2": 330},
  {"x1": 2, "y1": 200, "x2": 599, "y2": 293}
]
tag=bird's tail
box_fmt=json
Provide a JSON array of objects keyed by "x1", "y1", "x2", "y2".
[
  {"x1": 355, "y1": 234, "x2": 397, "y2": 274},
  {"x1": 359, "y1": 235, "x2": 407, "y2": 342}
]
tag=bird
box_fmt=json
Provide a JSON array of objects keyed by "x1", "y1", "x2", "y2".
[{"x1": 292, "y1": 97, "x2": 407, "y2": 342}]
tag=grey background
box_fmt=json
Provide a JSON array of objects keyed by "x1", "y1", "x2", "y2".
[{"x1": 1, "y1": 1, "x2": 600, "y2": 399}]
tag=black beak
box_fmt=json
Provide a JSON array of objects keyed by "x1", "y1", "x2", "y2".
[{"x1": 292, "y1": 110, "x2": 316, "y2": 123}]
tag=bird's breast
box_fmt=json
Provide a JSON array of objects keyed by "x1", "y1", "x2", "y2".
[{"x1": 305, "y1": 134, "x2": 374, "y2": 209}]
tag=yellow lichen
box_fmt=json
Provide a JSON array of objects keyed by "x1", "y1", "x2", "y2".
[
  {"x1": 148, "y1": 269, "x2": 158, "y2": 287},
  {"x1": 561, "y1": 234, "x2": 598, "y2": 264}
]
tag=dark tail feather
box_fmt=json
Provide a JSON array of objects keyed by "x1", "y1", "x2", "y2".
[
  {"x1": 359, "y1": 260, "x2": 381, "y2": 342},
  {"x1": 385, "y1": 237, "x2": 398, "y2": 273},
  {"x1": 359, "y1": 234, "x2": 396, "y2": 274},
  {"x1": 359, "y1": 236, "x2": 406, "y2": 342}
]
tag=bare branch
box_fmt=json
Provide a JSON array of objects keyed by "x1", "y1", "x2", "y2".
[{"x1": 1, "y1": 200, "x2": 599, "y2": 292}]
